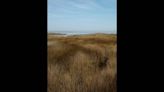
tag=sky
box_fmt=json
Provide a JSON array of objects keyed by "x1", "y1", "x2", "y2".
[{"x1": 48, "y1": 0, "x2": 116, "y2": 33}]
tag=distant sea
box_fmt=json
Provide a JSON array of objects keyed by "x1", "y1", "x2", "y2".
[{"x1": 48, "y1": 30, "x2": 116, "y2": 35}]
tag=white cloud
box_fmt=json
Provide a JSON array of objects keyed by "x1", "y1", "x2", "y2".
[
  {"x1": 48, "y1": 0, "x2": 115, "y2": 16},
  {"x1": 68, "y1": 0, "x2": 105, "y2": 10}
]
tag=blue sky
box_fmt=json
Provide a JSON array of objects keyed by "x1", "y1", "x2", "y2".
[{"x1": 48, "y1": 0, "x2": 116, "y2": 33}]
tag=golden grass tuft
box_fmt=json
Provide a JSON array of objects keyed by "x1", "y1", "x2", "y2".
[{"x1": 48, "y1": 34, "x2": 117, "y2": 92}]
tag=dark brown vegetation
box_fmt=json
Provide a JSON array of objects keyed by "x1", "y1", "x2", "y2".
[{"x1": 48, "y1": 33, "x2": 117, "y2": 92}]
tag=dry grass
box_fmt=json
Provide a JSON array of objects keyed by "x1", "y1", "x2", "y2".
[{"x1": 48, "y1": 34, "x2": 117, "y2": 92}]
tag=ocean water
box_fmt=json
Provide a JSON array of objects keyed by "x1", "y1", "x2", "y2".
[{"x1": 48, "y1": 30, "x2": 116, "y2": 35}]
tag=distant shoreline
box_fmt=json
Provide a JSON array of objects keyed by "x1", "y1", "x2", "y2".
[
  {"x1": 48, "y1": 31, "x2": 117, "y2": 36},
  {"x1": 48, "y1": 32, "x2": 116, "y2": 37}
]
